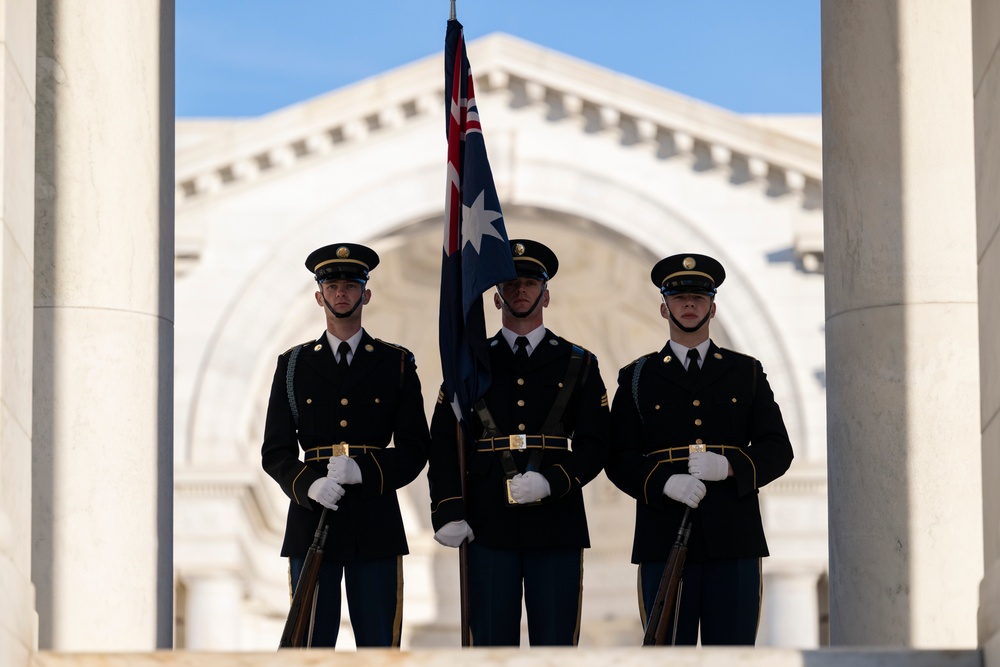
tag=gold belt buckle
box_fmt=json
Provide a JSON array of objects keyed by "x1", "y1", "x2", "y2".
[
  {"x1": 508, "y1": 434, "x2": 527, "y2": 451},
  {"x1": 689, "y1": 443, "x2": 706, "y2": 454},
  {"x1": 505, "y1": 479, "x2": 517, "y2": 504},
  {"x1": 331, "y1": 442, "x2": 349, "y2": 457}
]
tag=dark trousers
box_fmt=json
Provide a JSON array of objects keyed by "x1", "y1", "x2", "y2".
[
  {"x1": 467, "y1": 541, "x2": 583, "y2": 646},
  {"x1": 288, "y1": 554, "x2": 402, "y2": 648},
  {"x1": 639, "y1": 557, "x2": 761, "y2": 645}
]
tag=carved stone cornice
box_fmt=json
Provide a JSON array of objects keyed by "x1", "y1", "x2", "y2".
[{"x1": 176, "y1": 33, "x2": 823, "y2": 216}]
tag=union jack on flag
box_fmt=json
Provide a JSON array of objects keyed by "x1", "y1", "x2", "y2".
[{"x1": 439, "y1": 18, "x2": 516, "y2": 423}]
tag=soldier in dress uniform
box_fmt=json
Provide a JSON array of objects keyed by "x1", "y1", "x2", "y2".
[
  {"x1": 261, "y1": 242, "x2": 430, "y2": 648},
  {"x1": 427, "y1": 239, "x2": 611, "y2": 647},
  {"x1": 606, "y1": 253, "x2": 793, "y2": 645}
]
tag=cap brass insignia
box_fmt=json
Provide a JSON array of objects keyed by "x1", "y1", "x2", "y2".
[
  {"x1": 336, "y1": 246, "x2": 350, "y2": 258},
  {"x1": 683, "y1": 257, "x2": 697, "y2": 269},
  {"x1": 514, "y1": 243, "x2": 526, "y2": 256}
]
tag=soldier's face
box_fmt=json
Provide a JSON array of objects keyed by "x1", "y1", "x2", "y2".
[
  {"x1": 661, "y1": 292, "x2": 715, "y2": 325},
  {"x1": 495, "y1": 278, "x2": 549, "y2": 315},
  {"x1": 316, "y1": 279, "x2": 370, "y2": 315}
]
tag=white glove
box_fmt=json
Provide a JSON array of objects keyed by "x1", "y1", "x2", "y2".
[
  {"x1": 308, "y1": 477, "x2": 345, "y2": 510},
  {"x1": 509, "y1": 472, "x2": 551, "y2": 505},
  {"x1": 663, "y1": 474, "x2": 707, "y2": 508},
  {"x1": 434, "y1": 520, "x2": 475, "y2": 548},
  {"x1": 688, "y1": 451, "x2": 730, "y2": 481},
  {"x1": 328, "y1": 455, "x2": 362, "y2": 485}
]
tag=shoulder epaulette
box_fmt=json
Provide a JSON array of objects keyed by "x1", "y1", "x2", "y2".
[
  {"x1": 374, "y1": 337, "x2": 416, "y2": 388},
  {"x1": 622, "y1": 351, "x2": 657, "y2": 371},
  {"x1": 281, "y1": 340, "x2": 316, "y2": 357},
  {"x1": 554, "y1": 335, "x2": 596, "y2": 358},
  {"x1": 374, "y1": 338, "x2": 414, "y2": 357},
  {"x1": 718, "y1": 347, "x2": 756, "y2": 362}
]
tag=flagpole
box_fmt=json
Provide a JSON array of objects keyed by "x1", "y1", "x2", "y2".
[
  {"x1": 457, "y1": 423, "x2": 471, "y2": 646},
  {"x1": 441, "y1": 10, "x2": 515, "y2": 648},
  {"x1": 447, "y1": 4, "x2": 470, "y2": 646}
]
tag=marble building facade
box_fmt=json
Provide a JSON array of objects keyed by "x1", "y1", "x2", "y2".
[{"x1": 173, "y1": 32, "x2": 827, "y2": 650}]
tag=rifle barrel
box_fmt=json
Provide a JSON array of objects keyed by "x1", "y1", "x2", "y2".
[
  {"x1": 642, "y1": 507, "x2": 691, "y2": 646},
  {"x1": 279, "y1": 508, "x2": 330, "y2": 648}
]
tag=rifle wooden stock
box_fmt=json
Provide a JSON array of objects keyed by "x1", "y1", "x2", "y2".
[
  {"x1": 643, "y1": 507, "x2": 692, "y2": 646},
  {"x1": 279, "y1": 508, "x2": 330, "y2": 648}
]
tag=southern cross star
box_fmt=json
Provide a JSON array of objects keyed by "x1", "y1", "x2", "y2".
[{"x1": 461, "y1": 190, "x2": 504, "y2": 255}]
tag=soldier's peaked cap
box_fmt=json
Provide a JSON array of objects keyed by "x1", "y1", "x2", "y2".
[
  {"x1": 508, "y1": 239, "x2": 558, "y2": 281},
  {"x1": 651, "y1": 253, "x2": 726, "y2": 296},
  {"x1": 305, "y1": 243, "x2": 380, "y2": 283}
]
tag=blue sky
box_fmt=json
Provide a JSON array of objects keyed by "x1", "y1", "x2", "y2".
[{"x1": 176, "y1": 1, "x2": 820, "y2": 118}]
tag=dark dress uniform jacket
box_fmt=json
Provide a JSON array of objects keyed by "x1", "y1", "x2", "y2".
[
  {"x1": 428, "y1": 329, "x2": 610, "y2": 549},
  {"x1": 607, "y1": 340, "x2": 793, "y2": 564},
  {"x1": 262, "y1": 330, "x2": 430, "y2": 560}
]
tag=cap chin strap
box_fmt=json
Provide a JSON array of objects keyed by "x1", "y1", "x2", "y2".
[
  {"x1": 499, "y1": 283, "x2": 546, "y2": 319},
  {"x1": 320, "y1": 283, "x2": 365, "y2": 319},
  {"x1": 664, "y1": 296, "x2": 712, "y2": 333}
]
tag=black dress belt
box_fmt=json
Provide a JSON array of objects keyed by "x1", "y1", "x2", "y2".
[
  {"x1": 645, "y1": 444, "x2": 741, "y2": 462},
  {"x1": 304, "y1": 443, "x2": 381, "y2": 461},
  {"x1": 474, "y1": 435, "x2": 569, "y2": 452}
]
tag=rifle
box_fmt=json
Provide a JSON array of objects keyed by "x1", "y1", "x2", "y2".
[
  {"x1": 642, "y1": 507, "x2": 692, "y2": 646},
  {"x1": 279, "y1": 508, "x2": 329, "y2": 648}
]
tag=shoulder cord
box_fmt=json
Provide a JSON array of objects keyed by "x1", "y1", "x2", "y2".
[
  {"x1": 286, "y1": 344, "x2": 407, "y2": 424},
  {"x1": 628, "y1": 353, "x2": 754, "y2": 418},
  {"x1": 399, "y1": 349, "x2": 407, "y2": 389},
  {"x1": 624, "y1": 352, "x2": 756, "y2": 427},
  {"x1": 631, "y1": 356, "x2": 648, "y2": 423},
  {"x1": 286, "y1": 346, "x2": 301, "y2": 427}
]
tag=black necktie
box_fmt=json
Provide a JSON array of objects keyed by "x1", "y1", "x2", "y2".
[
  {"x1": 514, "y1": 336, "x2": 530, "y2": 365},
  {"x1": 338, "y1": 341, "x2": 351, "y2": 374},
  {"x1": 687, "y1": 348, "x2": 701, "y2": 380}
]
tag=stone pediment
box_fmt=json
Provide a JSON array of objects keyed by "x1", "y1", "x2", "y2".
[
  {"x1": 176, "y1": 33, "x2": 824, "y2": 274},
  {"x1": 176, "y1": 32, "x2": 822, "y2": 211}
]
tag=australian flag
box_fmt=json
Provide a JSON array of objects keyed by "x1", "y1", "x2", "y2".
[{"x1": 439, "y1": 19, "x2": 516, "y2": 424}]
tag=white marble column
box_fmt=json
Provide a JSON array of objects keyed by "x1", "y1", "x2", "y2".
[
  {"x1": 974, "y1": 0, "x2": 1000, "y2": 664},
  {"x1": 760, "y1": 572, "x2": 819, "y2": 648},
  {"x1": 183, "y1": 575, "x2": 242, "y2": 650},
  {"x1": 0, "y1": 3, "x2": 39, "y2": 667},
  {"x1": 32, "y1": 0, "x2": 174, "y2": 650},
  {"x1": 822, "y1": 0, "x2": 982, "y2": 647}
]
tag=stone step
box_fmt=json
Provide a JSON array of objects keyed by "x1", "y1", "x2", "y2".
[{"x1": 30, "y1": 648, "x2": 984, "y2": 667}]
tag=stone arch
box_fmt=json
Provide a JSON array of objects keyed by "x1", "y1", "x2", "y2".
[{"x1": 185, "y1": 157, "x2": 806, "y2": 472}]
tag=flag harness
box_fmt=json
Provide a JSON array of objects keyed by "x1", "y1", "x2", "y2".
[{"x1": 473, "y1": 345, "x2": 591, "y2": 506}]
